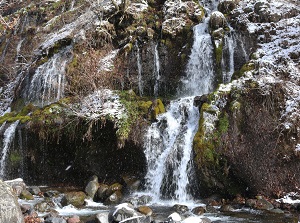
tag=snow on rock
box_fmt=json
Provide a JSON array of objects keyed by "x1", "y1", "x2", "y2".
[
  {"x1": 162, "y1": 0, "x2": 204, "y2": 35},
  {"x1": 71, "y1": 89, "x2": 126, "y2": 121},
  {"x1": 99, "y1": 49, "x2": 119, "y2": 72},
  {"x1": 225, "y1": 0, "x2": 300, "y2": 144}
]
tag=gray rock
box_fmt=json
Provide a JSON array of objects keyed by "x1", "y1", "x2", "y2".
[
  {"x1": 20, "y1": 189, "x2": 34, "y2": 200},
  {"x1": 109, "y1": 203, "x2": 147, "y2": 223},
  {"x1": 28, "y1": 186, "x2": 41, "y2": 195},
  {"x1": 34, "y1": 200, "x2": 55, "y2": 212},
  {"x1": 104, "y1": 190, "x2": 123, "y2": 205},
  {"x1": 172, "y1": 204, "x2": 189, "y2": 214},
  {"x1": 95, "y1": 212, "x2": 109, "y2": 223},
  {"x1": 97, "y1": 183, "x2": 109, "y2": 201},
  {"x1": 220, "y1": 204, "x2": 234, "y2": 212},
  {"x1": 4, "y1": 178, "x2": 26, "y2": 196},
  {"x1": 61, "y1": 191, "x2": 86, "y2": 207},
  {"x1": 209, "y1": 11, "x2": 227, "y2": 31},
  {"x1": 85, "y1": 175, "x2": 99, "y2": 199},
  {"x1": 44, "y1": 216, "x2": 67, "y2": 223},
  {"x1": 192, "y1": 206, "x2": 206, "y2": 215},
  {"x1": 218, "y1": 0, "x2": 239, "y2": 14},
  {"x1": 0, "y1": 179, "x2": 24, "y2": 223}
]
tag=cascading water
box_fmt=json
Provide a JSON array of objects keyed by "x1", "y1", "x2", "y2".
[
  {"x1": 153, "y1": 43, "x2": 161, "y2": 97},
  {"x1": 144, "y1": 98, "x2": 199, "y2": 202},
  {"x1": 25, "y1": 46, "x2": 72, "y2": 107},
  {"x1": 0, "y1": 121, "x2": 19, "y2": 179},
  {"x1": 136, "y1": 42, "x2": 143, "y2": 96},
  {"x1": 221, "y1": 28, "x2": 236, "y2": 83},
  {"x1": 180, "y1": 18, "x2": 215, "y2": 96},
  {"x1": 143, "y1": 15, "x2": 215, "y2": 203}
]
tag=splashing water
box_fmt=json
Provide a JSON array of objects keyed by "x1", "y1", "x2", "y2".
[
  {"x1": 143, "y1": 16, "x2": 215, "y2": 203},
  {"x1": 144, "y1": 97, "x2": 199, "y2": 202}
]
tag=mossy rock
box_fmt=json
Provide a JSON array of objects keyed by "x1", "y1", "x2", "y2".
[
  {"x1": 61, "y1": 191, "x2": 86, "y2": 207},
  {"x1": 150, "y1": 99, "x2": 165, "y2": 120},
  {"x1": 232, "y1": 62, "x2": 255, "y2": 79}
]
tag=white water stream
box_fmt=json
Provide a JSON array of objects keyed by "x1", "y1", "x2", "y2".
[
  {"x1": 153, "y1": 43, "x2": 161, "y2": 97},
  {"x1": 136, "y1": 42, "x2": 143, "y2": 96},
  {"x1": 0, "y1": 121, "x2": 19, "y2": 179},
  {"x1": 143, "y1": 14, "x2": 215, "y2": 203},
  {"x1": 26, "y1": 46, "x2": 72, "y2": 107}
]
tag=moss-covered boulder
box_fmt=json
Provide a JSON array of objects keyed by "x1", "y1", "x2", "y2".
[{"x1": 61, "y1": 191, "x2": 86, "y2": 207}]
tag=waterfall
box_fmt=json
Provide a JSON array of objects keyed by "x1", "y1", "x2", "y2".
[
  {"x1": 144, "y1": 98, "x2": 199, "y2": 202},
  {"x1": 26, "y1": 46, "x2": 72, "y2": 107},
  {"x1": 180, "y1": 17, "x2": 215, "y2": 96},
  {"x1": 136, "y1": 42, "x2": 143, "y2": 96},
  {"x1": 143, "y1": 15, "x2": 215, "y2": 203},
  {"x1": 153, "y1": 43, "x2": 161, "y2": 97},
  {"x1": 0, "y1": 121, "x2": 19, "y2": 179},
  {"x1": 221, "y1": 28, "x2": 237, "y2": 83}
]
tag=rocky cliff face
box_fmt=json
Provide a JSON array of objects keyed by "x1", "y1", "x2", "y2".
[
  {"x1": 0, "y1": 0, "x2": 203, "y2": 185},
  {"x1": 193, "y1": 0, "x2": 300, "y2": 197},
  {"x1": 1, "y1": 0, "x2": 300, "y2": 199}
]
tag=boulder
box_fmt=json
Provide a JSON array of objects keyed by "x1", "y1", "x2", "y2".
[
  {"x1": 28, "y1": 186, "x2": 41, "y2": 195},
  {"x1": 95, "y1": 212, "x2": 109, "y2": 223},
  {"x1": 4, "y1": 178, "x2": 26, "y2": 196},
  {"x1": 67, "y1": 215, "x2": 81, "y2": 223},
  {"x1": 104, "y1": 190, "x2": 123, "y2": 205},
  {"x1": 137, "y1": 206, "x2": 153, "y2": 216},
  {"x1": 108, "y1": 203, "x2": 147, "y2": 223},
  {"x1": 61, "y1": 191, "x2": 86, "y2": 207},
  {"x1": 0, "y1": 179, "x2": 24, "y2": 223},
  {"x1": 106, "y1": 183, "x2": 123, "y2": 197},
  {"x1": 44, "y1": 216, "x2": 67, "y2": 223},
  {"x1": 34, "y1": 200, "x2": 55, "y2": 212},
  {"x1": 209, "y1": 11, "x2": 227, "y2": 31},
  {"x1": 218, "y1": 0, "x2": 239, "y2": 14},
  {"x1": 97, "y1": 183, "x2": 109, "y2": 201},
  {"x1": 220, "y1": 204, "x2": 234, "y2": 212},
  {"x1": 192, "y1": 206, "x2": 206, "y2": 215},
  {"x1": 20, "y1": 189, "x2": 34, "y2": 200},
  {"x1": 168, "y1": 212, "x2": 181, "y2": 222},
  {"x1": 173, "y1": 204, "x2": 189, "y2": 214},
  {"x1": 85, "y1": 175, "x2": 99, "y2": 199}
]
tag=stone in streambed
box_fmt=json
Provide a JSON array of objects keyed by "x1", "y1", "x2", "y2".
[
  {"x1": 85, "y1": 175, "x2": 99, "y2": 199},
  {"x1": 137, "y1": 206, "x2": 153, "y2": 216},
  {"x1": 173, "y1": 204, "x2": 189, "y2": 214},
  {"x1": 95, "y1": 212, "x2": 109, "y2": 223},
  {"x1": 20, "y1": 189, "x2": 34, "y2": 200},
  {"x1": 28, "y1": 186, "x2": 41, "y2": 195},
  {"x1": 104, "y1": 190, "x2": 123, "y2": 205},
  {"x1": 61, "y1": 191, "x2": 86, "y2": 207},
  {"x1": 192, "y1": 206, "x2": 206, "y2": 215},
  {"x1": 97, "y1": 183, "x2": 109, "y2": 201},
  {"x1": 106, "y1": 183, "x2": 123, "y2": 197}
]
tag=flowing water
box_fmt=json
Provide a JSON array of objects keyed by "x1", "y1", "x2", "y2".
[
  {"x1": 136, "y1": 42, "x2": 143, "y2": 96},
  {"x1": 0, "y1": 121, "x2": 19, "y2": 179},
  {"x1": 153, "y1": 43, "x2": 161, "y2": 97},
  {"x1": 25, "y1": 46, "x2": 72, "y2": 107},
  {"x1": 143, "y1": 15, "x2": 215, "y2": 204},
  {"x1": 221, "y1": 28, "x2": 236, "y2": 83}
]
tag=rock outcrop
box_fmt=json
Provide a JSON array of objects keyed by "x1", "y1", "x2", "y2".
[{"x1": 0, "y1": 180, "x2": 24, "y2": 223}]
